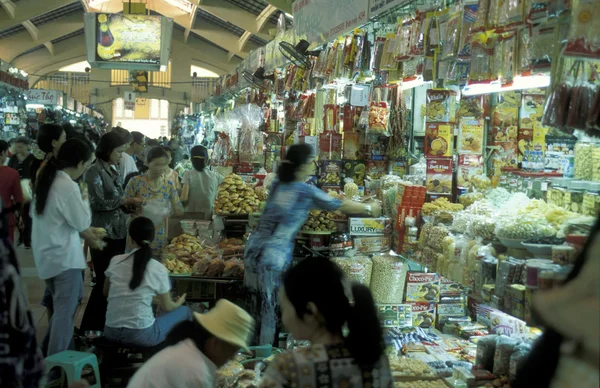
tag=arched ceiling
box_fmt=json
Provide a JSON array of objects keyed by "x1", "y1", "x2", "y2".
[{"x1": 0, "y1": 0, "x2": 293, "y2": 78}]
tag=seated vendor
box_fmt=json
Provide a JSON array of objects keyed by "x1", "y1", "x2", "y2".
[{"x1": 103, "y1": 216, "x2": 192, "y2": 347}]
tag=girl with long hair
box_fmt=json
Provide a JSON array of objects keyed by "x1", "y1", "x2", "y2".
[
  {"x1": 103, "y1": 217, "x2": 192, "y2": 347},
  {"x1": 124, "y1": 147, "x2": 184, "y2": 252},
  {"x1": 244, "y1": 144, "x2": 381, "y2": 345},
  {"x1": 260, "y1": 258, "x2": 392, "y2": 387},
  {"x1": 30, "y1": 139, "x2": 95, "y2": 356},
  {"x1": 180, "y1": 145, "x2": 223, "y2": 220}
]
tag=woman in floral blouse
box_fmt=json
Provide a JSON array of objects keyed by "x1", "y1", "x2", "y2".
[
  {"x1": 80, "y1": 131, "x2": 143, "y2": 331},
  {"x1": 125, "y1": 147, "x2": 183, "y2": 253}
]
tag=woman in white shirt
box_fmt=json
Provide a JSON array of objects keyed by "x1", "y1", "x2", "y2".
[
  {"x1": 103, "y1": 216, "x2": 192, "y2": 347},
  {"x1": 180, "y1": 146, "x2": 223, "y2": 220},
  {"x1": 31, "y1": 138, "x2": 95, "y2": 357}
]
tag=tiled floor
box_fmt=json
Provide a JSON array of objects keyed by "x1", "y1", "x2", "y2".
[{"x1": 15, "y1": 245, "x2": 92, "y2": 344}]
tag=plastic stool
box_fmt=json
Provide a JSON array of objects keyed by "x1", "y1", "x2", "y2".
[{"x1": 45, "y1": 350, "x2": 101, "y2": 388}]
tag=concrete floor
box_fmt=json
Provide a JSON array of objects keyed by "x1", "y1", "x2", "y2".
[{"x1": 15, "y1": 244, "x2": 92, "y2": 345}]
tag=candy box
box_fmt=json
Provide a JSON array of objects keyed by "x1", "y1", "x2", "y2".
[
  {"x1": 426, "y1": 89, "x2": 458, "y2": 123},
  {"x1": 342, "y1": 160, "x2": 367, "y2": 185},
  {"x1": 405, "y1": 272, "x2": 441, "y2": 302},
  {"x1": 457, "y1": 154, "x2": 484, "y2": 189},
  {"x1": 489, "y1": 310, "x2": 527, "y2": 337},
  {"x1": 409, "y1": 302, "x2": 437, "y2": 328},
  {"x1": 458, "y1": 118, "x2": 484, "y2": 154},
  {"x1": 377, "y1": 304, "x2": 413, "y2": 328},
  {"x1": 348, "y1": 217, "x2": 392, "y2": 236},
  {"x1": 319, "y1": 160, "x2": 342, "y2": 187},
  {"x1": 366, "y1": 160, "x2": 389, "y2": 180},
  {"x1": 425, "y1": 123, "x2": 454, "y2": 157},
  {"x1": 426, "y1": 158, "x2": 453, "y2": 194},
  {"x1": 353, "y1": 236, "x2": 391, "y2": 253},
  {"x1": 440, "y1": 276, "x2": 463, "y2": 295}
]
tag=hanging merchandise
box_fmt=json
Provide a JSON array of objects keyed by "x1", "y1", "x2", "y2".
[
  {"x1": 563, "y1": 0, "x2": 600, "y2": 59},
  {"x1": 440, "y1": 7, "x2": 462, "y2": 61},
  {"x1": 469, "y1": 32, "x2": 495, "y2": 83},
  {"x1": 368, "y1": 87, "x2": 390, "y2": 134},
  {"x1": 472, "y1": 0, "x2": 490, "y2": 33},
  {"x1": 531, "y1": 25, "x2": 556, "y2": 70}
]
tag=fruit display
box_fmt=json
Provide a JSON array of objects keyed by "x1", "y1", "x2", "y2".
[
  {"x1": 254, "y1": 186, "x2": 268, "y2": 201},
  {"x1": 301, "y1": 210, "x2": 338, "y2": 232},
  {"x1": 214, "y1": 174, "x2": 260, "y2": 215}
]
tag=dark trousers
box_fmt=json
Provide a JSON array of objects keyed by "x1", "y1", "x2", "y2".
[{"x1": 80, "y1": 238, "x2": 126, "y2": 332}]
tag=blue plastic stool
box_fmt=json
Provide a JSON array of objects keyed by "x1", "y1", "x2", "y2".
[{"x1": 44, "y1": 350, "x2": 101, "y2": 388}]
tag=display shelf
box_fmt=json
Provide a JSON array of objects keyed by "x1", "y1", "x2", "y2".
[{"x1": 168, "y1": 275, "x2": 242, "y2": 283}]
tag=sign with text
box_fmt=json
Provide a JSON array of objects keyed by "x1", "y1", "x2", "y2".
[
  {"x1": 368, "y1": 0, "x2": 409, "y2": 18},
  {"x1": 25, "y1": 89, "x2": 60, "y2": 105},
  {"x1": 293, "y1": 0, "x2": 368, "y2": 44},
  {"x1": 124, "y1": 91, "x2": 136, "y2": 111}
]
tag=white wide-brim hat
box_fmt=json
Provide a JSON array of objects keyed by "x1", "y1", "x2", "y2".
[{"x1": 194, "y1": 299, "x2": 254, "y2": 351}]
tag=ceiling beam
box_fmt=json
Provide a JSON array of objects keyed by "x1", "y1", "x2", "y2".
[
  {"x1": 0, "y1": 0, "x2": 75, "y2": 31},
  {"x1": 238, "y1": 31, "x2": 251, "y2": 52},
  {"x1": 256, "y1": 4, "x2": 277, "y2": 32},
  {"x1": 195, "y1": 0, "x2": 274, "y2": 41},
  {"x1": 80, "y1": 0, "x2": 90, "y2": 12},
  {"x1": 21, "y1": 20, "x2": 39, "y2": 41},
  {"x1": 264, "y1": 0, "x2": 293, "y2": 14},
  {"x1": 0, "y1": 0, "x2": 16, "y2": 19},
  {"x1": 44, "y1": 42, "x2": 55, "y2": 56},
  {"x1": 0, "y1": 13, "x2": 83, "y2": 62},
  {"x1": 184, "y1": 4, "x2": 198, "y2": 43}
]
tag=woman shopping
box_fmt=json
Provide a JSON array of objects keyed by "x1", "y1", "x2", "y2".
[
  {"x1": 125, "y1": 146, "x2": 184, "y2": 252},
  {"x1": 80, "y1": 131, "x2": 143, "y2": 331},
  {"x1": 104, "y1": 216, "x2": 192, "y2": 347},
  {"x1": 259, "y1": 258, "x2": 392, "y2": 387},
  {"x1": 30, "y1": 139, "x2": 97, "y2": 356},
  {"x1": 180, "y1": 145, "x2": 223, "y2": 220},
  {"x1": 244, "y1": 143, "x2": 381, "y2": 345}
]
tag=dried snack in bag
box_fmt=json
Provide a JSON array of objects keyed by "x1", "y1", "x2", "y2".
[
  {"x1": 493, "y1": 336, "x2": 519, "y2": 376},
  {"x1": 566, "y1": 84, "x2": 596, "y2": 132},
  {"x1": 472, "y1": 0, "x2": 489, "y2": 33},
  {"x1": 193, "y1": 258, "x2": 212, "y2": 276},
  {"x1": 441, "y1": 9, "x2": 462, "y2": 60},
  {"x1": 206, "y1": 258, "x2": 225, "y2": 277},
  {"x1": 331, "y1": 256, "x2": 373, "y2": 286},
  {"x1": 370, "y1": 255, "x2": 407, "y2": 304},
  {"x1": 563, "y1": 0, "x2": 600, "y2": 58},
  {"x1": 368, "y1": 102, "x2": 390, "y2": 133},
  {"x1": 542, "y1": 82, "x2": 572, "y2": 130}
]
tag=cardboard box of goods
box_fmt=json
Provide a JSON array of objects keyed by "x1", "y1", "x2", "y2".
[
  {"x1": 405, "y1": 272, "x2": 441, "y2": 303},
  {"x1": 377, "y1": 304, "x2": 413, "y2": 328},
  {"x1": 353, "y1": 235, "x2": 391, "y2": 253},
  {"x1": 408, "y1": 302, "x2": 437, "y2": 328},
  {"x1": 348, "y1": 217, "x2": 392, "y2": 236}
]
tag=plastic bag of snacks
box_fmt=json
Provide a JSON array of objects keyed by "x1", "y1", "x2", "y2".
[
  {"x1": 332, "y1": 256, "x2": 373, "y2": 286},
  {"x1": 370, "y1": 254, "x2": 407, "y2": 304},
  {"x1": 495, "y1": 214, "x2": 556, "y2": 240},
  {"x1": 476, "y1": 335, "x2": 499, "y2": 371},
  {"x1": 467, "y1": 214, "x2": 496, "y2": 240}
]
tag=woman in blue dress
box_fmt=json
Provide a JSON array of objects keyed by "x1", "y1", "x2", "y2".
[{"x1": 244, "y1": 144, "x2": 380, "y2": 345}]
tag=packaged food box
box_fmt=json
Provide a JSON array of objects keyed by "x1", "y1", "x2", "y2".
[
  {"x1": 458, "y1": 118, "x2": 484, "y2": 154},
  {"x1": 318, "y1": 130, "x2": 342, "y2": 160},
  {"x1": 426, "y1": 158, "x2": 453, "y2": 194},
  {"x1": 425, "y1": 123, "x2": 454, "y2": 157},
  {"x1": 405, "y1": 272, "x2": 441, "y2": 302},
  {"x1": 366, "y1": 160, "x2": 389, "y2": 180},
  {"x1": 457, "y1": 154, "x2": 484, "y2": 189},
  {"x1": 319, "y1": 160, "x2": 342, "y2": 187},
  {"x1": 342, "y1": 132, "x2": 360, "y2": 160},
  {"x1": 353, "y1": 235, "x2": 391, "y2": 253},
  {"x1": 342, "y1": 160, "x2": 366, "y2": 185},
  {"x1": 426, "y1": 89, "x2": 458, "y2": 123},
  {"x1": 409, "y1": 302, "x2": 437, "y2": 328},
  {"x1": 348, "y1": 217, "x2": 392, "y2": 236},
  {"x1": 377, "y1": 304, "x2": 413, "y2": 328},
  {"x1": 489, "y1": 310, "x2": 527, "y2": 337},
  {"x1": 439, "y1": 277, "x2": 463, "y2": 295}
]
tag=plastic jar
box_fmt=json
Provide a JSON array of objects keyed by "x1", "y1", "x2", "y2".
[
  {"x1": 582, "y1": 182, "x2": 600, "y2": 216},
  {"x1": 547, "y1": 178, "x2": 566, "y2": 206},
  {"x1": 563, "y1": 180, "x2": 586, "y2": 213}
]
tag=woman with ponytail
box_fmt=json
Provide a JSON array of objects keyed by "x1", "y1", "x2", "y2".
[
  {"x1": 31, "y1": 138, "x2": 94, "y2": 357},
  {"x1": 103, "y1": 216, "x2": 192, "y2": 347},
  {"x1": 259, "y1": 258, "x2": 392, "y2": 387},
  {"x1": 245, "y1": 144, "x2": 381, "y2": 345}
]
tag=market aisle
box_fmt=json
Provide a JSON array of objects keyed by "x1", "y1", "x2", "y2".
[{"x1": 15, "y1": 245, "x2": 92, "y2": 344}]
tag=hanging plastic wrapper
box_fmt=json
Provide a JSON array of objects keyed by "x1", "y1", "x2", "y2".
[
  {"x1": 370, "y1": 254, "x2": 407, "y2": 304},
  {"x1": 440, "y1": 7, "x2": 462, "y2": 61},
  {"x1": 331, "y1": 256, "x2": 373, "y2": 286},
  {"x1": 212, "y1": 132, "x2": 233, "y2": 169},
  {"x1": 563, "y1": 0, "x2": 600, "y2": 59},
  {"x1": 457, "y1": 4, "x2": 478, "y2": 59},
  {"x1": 368, "y1": 87, "x2": 390, "y2": 135},
  {"x1": 236, "y1": 104, "x2": 264, "y2": 164}
]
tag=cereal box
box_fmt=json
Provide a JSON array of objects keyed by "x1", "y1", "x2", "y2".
[
  {"x1": 377, "y1": 304, "x2": 413, "y2": 328},
  {"x1": 425, "y1": 123, "x2": 454, "y2": 157},
  {"x1": 426, "y1": 158, "x2": 453, "y2": 194},
  {"x1": 426, "y1": 89, "x2": 458, "y2": 123},
  {"x1": 490, "y1": 92, "x2": 520, "y2": 144},
  {"x1": 405, "y1": 272, "x2": 441, "y2": 302},
  {"x1": 457, "y1": 154, "x2": 484, "y2": 189},
  {"x1": 409, "y1": 302, "x2": 437, "y2": 328},
  {"x1": 440, "y1": 276, "x2": 463, "y2": 295},
  {"x1": 458, "y1": 118, "x2": 484, "y2": 154}
]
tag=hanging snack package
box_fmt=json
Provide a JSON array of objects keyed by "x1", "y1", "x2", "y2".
[
  {"x1": 497, "y1": 0, "x2": 526, "y2": 28},
  {"x1": 441, "y1": 8, "x2": 462, "y2": 60},
  {"x1": 469, "y1": 32, "x2": 494, "y2": 83},
  {"x1": 410, "y1": 12, "x2": 426, "y2": 56},
  {"x1": 563, "y1": 0, "x2": 600, "y2": 58},
  {"x1": 472, "y1": 0, "x2": 489, "y2": 33},
  {"x1": 425, "y1": 13, "x2": 440, "y2": 56},
  {"x1": 395, "y1": 17, "x2": 413, "y2": 61},
  {"x1": 517, "y1": 28, "x2": 532, "y2": 76},
  {"x1": 319, "y1": 131, "x2": 342, "y2": 160},
  {"x1": 566, "y1": 83, "x2": 596, "y2": 132},
  {"x1": 487, "y1": 0, "x2": 501, "y2": 29},
  {"x1": 542, "y1": 82, "x2": 572, "y2": 130},
  {"x1": 587, "y1": 86, "x2": 600, "y2": 131},
  {"x1": 500, "y1": 32, "x2": 516, "y2": 86},
  {"x1": 531, "y1": 25, "x2": 555, "y2": 69},
  {"x1": 369, "y1": 102, "x2": 390, "y2": 133},
  {"x1": 458, "y1": 4, "x2": 478, "y2": 59}
]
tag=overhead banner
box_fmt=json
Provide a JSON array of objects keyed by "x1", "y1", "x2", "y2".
[
  {"x1": 368, "y1": 0, "x2": 410, "y2": 18},
  {"x1": 25, "y1": 89, "x2": 60, "y2": 105},
  {"x1": 124, "y1": 91, "x2": 136, "y2": 111},
  {"x1": 293, "y1": 0, "x2": 368, "y2": 44}
]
